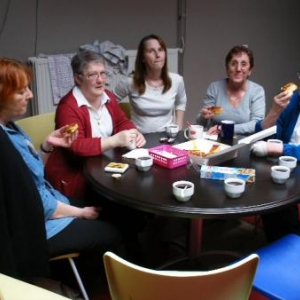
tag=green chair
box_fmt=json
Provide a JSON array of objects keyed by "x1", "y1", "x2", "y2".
[
  {"x1": 15, "y1": 112, "x2": 55, "y2": 149},
  {"x1": 119, "y1": 102, "x2": 131, "y2": 119}
]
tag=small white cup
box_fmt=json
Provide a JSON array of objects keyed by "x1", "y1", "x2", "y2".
[
  {"x1": 184, "y1": 125, "x2": 203, "y2": 140},
  {"x1": 271, "y1": 165, "x2": 290, "y2": 184},
  {"x1": 224, "y1": 178, "x2": 246, "y2": 198},
  {"x1": 165, "y1": 124, "x2": 179, "y2": 138},
  {"x1": 135, "y1": 156, "x2": 153, "y2": 172},
  {"x1": 279, "y1": 156, "x2": 297, "y2": 171},
  {"x1": 267, "y1": 139, "x2": 283, "y2": 144},
  {"x1": 172, "y1": 181, "x2": 194, "y2": 202},
  {"x1": 126, "y1": 139, "x2": 136, "y2": 150}
]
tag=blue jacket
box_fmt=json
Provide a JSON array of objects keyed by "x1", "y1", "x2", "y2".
[
  {"x1": 256, "y1": 92, "x2": 300, "y2": 160},
  {"x1": 1, "y1": 123, "x2": 74, "y2": 239}
]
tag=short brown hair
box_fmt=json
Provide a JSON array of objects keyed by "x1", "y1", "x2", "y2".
[{"x1": 225, "y1": 45, "x2": 254, "y2": 70}]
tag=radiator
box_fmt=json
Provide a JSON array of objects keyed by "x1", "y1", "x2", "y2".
[
  {"x1": 28, "y1": 48, "x2": 179, "y2": 115},
  {"x1": 28, "y1": 57, "x2": 54, "y2": 115}
]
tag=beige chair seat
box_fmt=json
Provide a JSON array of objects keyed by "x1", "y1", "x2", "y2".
[
  {"x1": 0, "y1": 273, "x2": 70, "y2": 300},
  {"x1": 103, "y1": 251, "x2": 259, "y2": 300}
]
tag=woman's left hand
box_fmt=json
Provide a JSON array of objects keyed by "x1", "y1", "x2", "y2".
[
  {"x1": 251, "y1": 141, "x2": 283, "y2": 157},
  {"x1": 131, "y1": 129, "x2": 146, "y2": 148},
  {"x1": 206, "y1": 125, "x2": 220, "y2": 135},
  {"x1": 45, "y1": 125, "x2": 78, "y2": 149}
]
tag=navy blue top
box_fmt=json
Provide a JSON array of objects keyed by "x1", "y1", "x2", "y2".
[{"x1": 256, "y1": 92, "x2": 300, "y2": 160}]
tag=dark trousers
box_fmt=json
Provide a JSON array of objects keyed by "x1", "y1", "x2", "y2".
[
  {"x1": 87, "y1": 190, "x2": 151, "y2": 263},
  {"x1": 47, "y1": 218, "x2": 122, "y2": 257},
  {"x1": 47, "y1": 202, "x2": 123, "y2": 287}
]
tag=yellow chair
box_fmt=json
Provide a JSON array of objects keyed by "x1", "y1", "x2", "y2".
[
  {"x1": 119, "y1": 102, "x2": 131, "y2": 119},
  {"x1": 103, "y1": 251, "x2": 259, "y2": 300},
  {"x1": 0, "y1": 273, "x2": 70, "y2": 300},
  {"x1": 15, "y1": 112, "x2": 55, "y2": 150}
]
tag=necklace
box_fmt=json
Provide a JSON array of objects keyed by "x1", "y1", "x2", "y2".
[
  {"x1": 146, "y1": 78, "x2": 164, "y2": 88},
  {"x1": 90, "y1": 107, "x2": 102, "y2": 126},
  {"x1": 227, "y1": 90, "x2": 245, "y2": 108}
]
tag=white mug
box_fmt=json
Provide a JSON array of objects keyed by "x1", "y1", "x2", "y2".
[
  {"x1": 126, "y1": 139, "x2": 136, "y2": 150},
  {"x1": 184, "y1": 125, "x2": 203, "y2": 140},
  {"x1": 218, "y1": 120, "x2": 235, "y2": 140},
  {"x1": 165, "y1": 124, "x2": 179, "y2": 138}
]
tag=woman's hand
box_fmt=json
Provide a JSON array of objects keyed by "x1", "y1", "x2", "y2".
[
  {"x1": 80, "y1": 206, "x2": 100, "y2": 219},
  {"x1": 251, "y1": 141, "x2": 283, "y2": 157},
  {"x1": 206, "y1": 124, "x2": 220, "y2": 135},
  {"x1": 51, "y1": 201, "x2": 100, "y2": 219},
  {"x1": 200, "y1": 106, "x2": 214, "y2": 119},
  {"x1": 110, "y1": 129, "x2": 137, "y2": 148},
  {"x1": 110, "y1": 129, "x2": 146, "y2": 149},
  {"x1": 42, "y1": 125, "x2": 78, "y2": 151},
  {"x1": 273, "y1": 90, "x2": 292, "y2": 112},
  {"x1": 130, "y1": 129, "x2": 146, "y2": 148}
]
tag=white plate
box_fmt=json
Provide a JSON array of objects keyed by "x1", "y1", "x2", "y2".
[
  {"x1": 174, "y1": 139, "x2": 230, "y2": 153},
  {"x1": 174, "y1": 139, "x2": 243, "y2": 166}
]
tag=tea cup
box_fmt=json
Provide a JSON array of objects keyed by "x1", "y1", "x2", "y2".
[
  {"x1": 184, "y1": 125, "x2": 203, "y2": 140},
  {"x1": 126, "y1": 139, "x2": 136, "y2": 150},
  {"x1": 165, "y1": 124, "x2": 179, "y2": 138},
  {"x1": 224, "y1": 178, "x2": 246, "y2": 198},
  {"x1": 267, "y1": 139, "x2": 283, "y2": 144},
  {"x1": 279, "y1": 156, "x2": 297, "y2": 171},
  {"x1": 271, "y1": 165, "x2": 290, "y2": 184},
  {"x1": 135, "y1": 156, "x2": 153, "y2": 172},
  {"x1": 172, "y1": 181, "x2": 194, "y2": 202}
]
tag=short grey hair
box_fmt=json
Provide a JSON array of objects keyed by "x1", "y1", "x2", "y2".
[{"x1": 71, "y1": 50, "x2": 106, "y2": 75}]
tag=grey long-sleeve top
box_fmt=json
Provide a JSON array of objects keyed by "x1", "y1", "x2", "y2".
[{"x1": 196, "y1": 79, "x2": 265, "y2": 135}]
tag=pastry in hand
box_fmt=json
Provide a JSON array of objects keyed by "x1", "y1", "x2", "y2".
[
  {"x1": 281, "y1": 82, "x2": 298, "y2": 96},
  {"x1": 64, "y1": 123, "x2": 79, "y2": 134},
  {"x1": 210, "y1": 106, "x2": 223, "y2": 115}
]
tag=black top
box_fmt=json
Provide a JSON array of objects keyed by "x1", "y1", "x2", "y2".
[{"x1": 0, "y1": 127, "x2": 50, "y2": 279}]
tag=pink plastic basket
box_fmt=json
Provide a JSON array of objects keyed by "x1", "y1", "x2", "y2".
[{"x1": 149, "y1": 145, "x2": 188, "y2": 169}]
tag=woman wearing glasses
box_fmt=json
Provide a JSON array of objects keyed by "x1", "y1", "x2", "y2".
[
  {"x1": 197, "y1": 45, "x2": 265, "y2": 135},
  {"x1": 45, "y1": 50, "x2": 147, "y2": 263},
  {"x1": 45, "y1": 50, "x2": 145, "y2": 199}
]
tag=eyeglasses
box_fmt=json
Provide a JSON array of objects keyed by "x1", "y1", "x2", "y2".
[{"x1": 82, "y1": 71, "x2": 108, "y2": 81}]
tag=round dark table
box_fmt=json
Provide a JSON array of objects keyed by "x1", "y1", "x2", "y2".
[{"x1": 84, "y1": 132, "x2": 300, "y2": 260}]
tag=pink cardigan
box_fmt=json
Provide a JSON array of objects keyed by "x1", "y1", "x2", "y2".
[{"x1": 45, "y1": 89, "x2": 136, "y2": 198}]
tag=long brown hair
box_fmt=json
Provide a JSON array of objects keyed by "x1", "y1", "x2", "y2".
[
  {"x1": 133, "y1": 34, "x2": 171, "y2": 95},
  {"x1": 0, "y1": 58, "x2": 32, "y2": 107}
]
